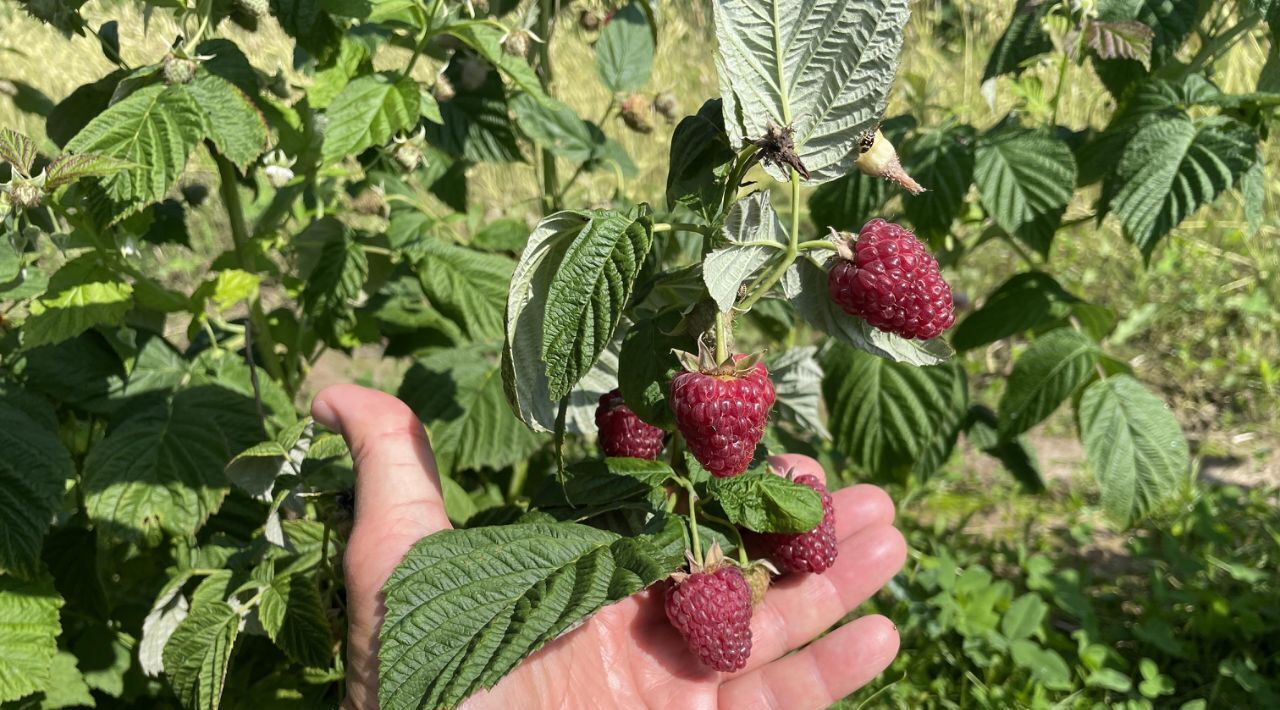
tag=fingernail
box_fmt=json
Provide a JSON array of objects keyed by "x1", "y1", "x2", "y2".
[{"x1": 312, "y1": 398, "x2": 340, "y2": 432}]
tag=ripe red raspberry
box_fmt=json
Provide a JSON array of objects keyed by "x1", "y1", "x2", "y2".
[
  {"x1": 828, "y1": 219, "x2": 955, "y2": 340},
  {"x1": 665, "y1": 562, "x2": 753, "y2": 671},
  {"x1": 760, "y1": 474, "x2": 838, "y2": 574},
  {"x1": 595, "y1": 389, "x2": 664, "y2": 459},
  {"x1": 669, "y1": 352, "x2": 775, "y2": 478}
]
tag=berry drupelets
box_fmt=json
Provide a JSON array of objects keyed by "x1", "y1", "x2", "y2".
[
  {"x1": 828, "y1": 219, "x2": 955, "y2": 340},
  {"x1": 595, "y1": 389, "x2": 665, "y2": 460},
  {"x1": 670, "y1": 351, "x2": 775, "y2": 478}
]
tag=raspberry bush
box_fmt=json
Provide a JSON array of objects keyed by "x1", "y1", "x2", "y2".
[{"x1": 0, "y1": 0, "x2": 1274, "y2": 708}]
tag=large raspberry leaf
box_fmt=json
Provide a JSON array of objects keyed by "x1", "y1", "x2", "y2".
[
  {"x1": 410, "y1": 235, "x2": 514, "y2": 342},
  {"x1": 321, "y1": 72, "x2": 419, "y2": 166},
  {"x1": 974, "y1": 126, "x2": 1075, "y2": 257},
  {"x1": 902, "y1": 123, "x2": 977, "y2": 242},
  {"x1": 666, "y1": 98, "x2": 734, "y2": 219},
  {"x1": 951, "y1": 272, "x2": 1079, "y2": 352},
  {"x1": 186, "y1": 72, "x2": 268, "y2": 170},
  {"x1": 768, "y1": 346, "x2": 829, "y2": 439},
  {"x1": 0, "y1": 568, "x2": 63, "y2": 704},
  {"x1": 983, "y1": 0, "x2": 1053, "y2": 81},
  {"x1": 822, "y1": 343, "x2": 968, "y2": 478},
  {"x1": 161, "y1": 600, "x2": 240, "y2": 710},
  {"x1": 713, "y1": 0, "x2": 911, "y2": 184},
  {"x1": 504, "y1": 209, "x2": 650, "y2": 431},
  {"x1": 22, "y1": 254, "x2": 133, "y2": 350},
  {"x1": 400, "y1": 345, "x2": 546, "y2": 476},
  {"x1": 997, "y1": 328, "x2": 1100, "y2": 441},
  {"x1": 0, "y1": 397, "x2": 71, "y2": 577},
  {"x1": 1077, "y1": 375, "x2": 1190, "y2": 526},
  {"x1": 378, "y1": 523, "x2": 680, "y2": 710},
  {"x1": 595, "y1": 2, "x2": 655, "y2": 93},
  {"x1": 63, "y1": 83, "x2": 205, "y2": 223}
]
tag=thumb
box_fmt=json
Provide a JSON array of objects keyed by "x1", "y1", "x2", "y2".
[{"x1": 311, "y1": 384, "x2": 450, "y2": 710}]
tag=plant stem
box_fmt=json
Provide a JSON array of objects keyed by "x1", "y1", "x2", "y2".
[
  {"x1": 796, "y1": 239, "x2": 837, "y2": 251},
  {"x1": 699, "y1": 509, "x2": 749, "y2": 566},
  {"x1": 714, "y1": 310, "x2": 730, "y2": 362},
  {"x1": 535, "y1": 0, "x2": 559, "y2": 213},
  {"x1": 507, "y1": 461, "x2": 529, "y2": 501},
  {"x1": 652, "y1": 222, "x2": 710, "y2": 235},
  {"x1": 675, "y1": 475, "x2": 703, "y2": 567},
  {"x1": 737, "y1": 170, "x2": 802, "y2": 311},
  {"x1": 214, "y1": 153, "x2": 291, "y2": 394}
]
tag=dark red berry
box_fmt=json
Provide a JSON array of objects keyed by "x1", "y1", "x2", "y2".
[
  {"x1": 761, "y1": 474, "x2": 838, "y2": 574},
  {"x1": 670, "y1": 356, "x2": 775, "y2": 478},
  {"x1": 828, "y1": 219, "x2": 955, "y2": 340},
  {"x1": 595, "y1": 389, "x2": 665, "y2": 460},
  {"x1": 664, "y1": 564, "x2": 753, "y2": 672}
]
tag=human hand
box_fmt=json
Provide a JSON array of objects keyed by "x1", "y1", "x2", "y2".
[{"x1": 312, "y1": 384, "x2": 907, "y2": 709}]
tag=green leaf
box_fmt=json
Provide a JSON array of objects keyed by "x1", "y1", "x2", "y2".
[
  {"x1": 83, "y1": 386, "x2": 261, "y2": 543},
  {"x1": 1086, "y1": 20, "x2": 1154, "y2": 68},
  {"x1": 951, "y1": 272, "x2": 1077, "y2": 352},
  {"x1": 769, "y1": 346, "x2": 829, "y2": 439},
  {"x1": 504, "y1": 211, "x2": 628, "y2": 433},
  {"x1": 411, "y1": 236, "x2": 513, "y2": 342},
  {"x1": 974, "y1": 126, "x2": 1076, "y2": 256},
  {"x1": 808, "y1": 170, "x2": 886, "y2": 233},
  {"x1": 1001, "y1": 593, "x2": 1048, "y2": 641},
  {"x1": 187, "y1": 73, "x2": 268, "y2": 169},
  {"x1": 41, "y1": 650, "x2": 95, "y2": 709},
  {"x1": 784, "y1": 255, "x2": 952, "y2": 366},
  {"x1": 540, "y1": 208, "x2": 652, "y2": 400},
  {"x1": 714, "y1": 0, "x2": 911, "y2": 184},
  {"x1": 321, "y1": 72, "x2": 419, "y2": 165},
  {"x1": 595, "y1": 2, "x2": 655, "y2": 92},
  {"x1": 903, "y1": 124, "x2": 976, "y2": 240},
  {"x1": 511, "y1": 93, "x2": 600, "y2": 164},
  {"x1": 709, "y1": 469, "x2": 823, "y2": 533},
  {"x1": 983, "y1": 0, "x2": 1053, "y2": 80},
  {"x1": 666, "y1": 98, "x2": 734, "y2": 218},
  {"x1": 0, "y1": 568, "x2": 62, "y2": 704},
  {"x1": 822, "y1": 344, "x2": 967, "y2": 478},
  {"x1": 1078, "y1": 375, "x2": 1190, "y2": 525},
  {"x1": 1107, "y1": 115, "x2": 1258, "y2": 260},
  {"x1": 705, "y1": 193, "x2": 789, "y2": 313},
  {"x1": 195, "y1": 38, "x2": 260, "y2": 96},
  {"x1": 379, "y1": 523, "x2": 679, "y2": 709},
  {"x1": 302, "y1": 231, "x2": 369, "y2": 343},
  {"x1": 22, "y1": 255, "x2": 134, "y2": 349},
  {"x1": 0, "y1": 128, "x2": 37, "y2": 176},
  {"x1": 472, "y1": 218, "x2": 530, "y2": 253},
  {"x1": 617, "y1": 311, "x2": 685, "y2": 430},
  {"x1": 964, "y1": 405, "x2": 1045, "y2": 493},
  {"x1": 998, "y1": 328, "x2": 1099, "y2": 440},
  {"x1": 424, "y1": 65, "x2": 521, "y2": 163},
  {"x1": 64, "y1": 84, "x2": 205, "y2": 220},
  {"x1": 163, "y1": 601, "x2": 240, "y2": 710},
  {"x1": 0, "y1": 400, "x2": 73, "y2": 576},
  {"x1": 445, "y1": 21, "x2": 550, "y2": 104},
  {"x1": 307, "y1": 38, "x2": 369, "y2": 109},
  {"x1": 42, "y1": 152, "x2": 133, "y2": 190},
  {"x1": 531, "y1": 458, "x2": 673, "y2": 511},
  {"x1": 271, "y1": 0, "x2": 342, "y2": 61},
  {"x1": 1010, "y1": 639, "x2": 1073, "y2": 690},
  {"x1": 1087, "y1": 668, "x2": 1134, "y2": 692},
  {"x1": 259, "y1": 573, "x2": 333, "y2": 668},
  {"x1": 399, "y1": 345, "x2": 545, "y2": 475}
]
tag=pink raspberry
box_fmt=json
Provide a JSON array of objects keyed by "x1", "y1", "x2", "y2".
[
  {"x1": 828, "y1": 219, "x2": 955, "y2": 340},
  {"x1": 669, "y1": 355, "x2": 775, "y2": 478},
  {"x1": 595, "y1": 389, "x2": 665, "y2": 460},
  {"x1": 664, "y1": 564, "x2": 753, "y2": 672}
]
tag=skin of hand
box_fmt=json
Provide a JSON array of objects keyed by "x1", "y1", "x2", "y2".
[{"x1": 312, "y1": 384, "x2": 907, "y2": 710}]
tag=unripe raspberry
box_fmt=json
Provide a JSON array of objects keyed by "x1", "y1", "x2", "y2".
[
  {"x1": 578, "y1": 8, "x2": 605, "y2": 31},
  {"x1": 433, "y1": 74, "x2": 456, "y2": 103},
  {"x1": 7, "y1": 179, "x2": 43, "y2": 210},
  {"x1": 855, "y1": 128, "x2": 924, "y2": 195},
  {"x1": 621, "y1": 95, "x2": 654, "y2": 134},
  {"x1": 759, "y1": 474, "x2": 838, "y2": 574},
  {"x1": 595, "y1": 389, "x2": 665, "y2": 460},
  {"x1": 502, "y1": 28, "x2": 533, "y2": 58},
  {"x1": 828, "y1": 219, "x2": 955, "y2": 340},
  {"x1": 163, "y1": 53, "x2": 198, "y2": 85},
  {"x1": 653, "y1": 91, "x2": 679, "y2": 122}
]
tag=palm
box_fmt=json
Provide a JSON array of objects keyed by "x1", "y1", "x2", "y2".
[{"x1": 316, "y1": 385, "x2": 905, "y2": 710}]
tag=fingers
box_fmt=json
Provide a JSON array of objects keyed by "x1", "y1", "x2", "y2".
[
  {"x1": 312, "y1": 384, "x2": 451, "y2": 539},
  {"x1": 744, "y1": 524, "x2": 907, "y2": 671},
  {"x1": 831, "y1": 484, "x2": 896, "y2": 538},
  {"x1": 767, "y1": 453, "x2": 825, "y2": 485},
  {"x1": 718, "y1": 615, "x2": 900, "y2": 709}
]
